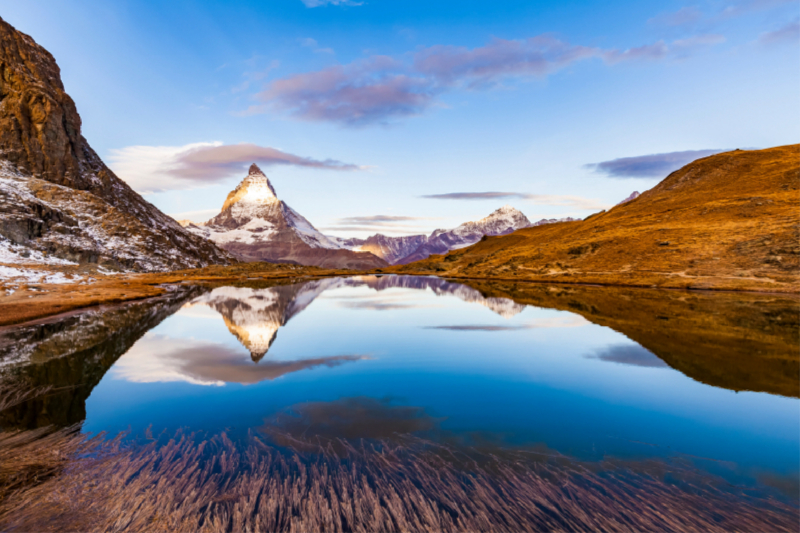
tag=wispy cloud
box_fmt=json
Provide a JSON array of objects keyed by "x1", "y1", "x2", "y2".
[
  {"x1": 108, "y1": 142, "x2": 363, "y2": 194},
  {"x1": 336, "y1": 215, "x2": 432, "y2": 225},
  {"x1": 338, "y1": 301, "x2": 418, "y2": 311},
  {"x1": 426, "y1": 324, "x2": 530, "y2": 331},
  {"x1": 758, "y1": 19, "x2": 800, "y2": 45},
  {"x1": 322, "y1": 215, "x2": 439, "y2": 235},
  {"x1": 249, "y1": 56, "x2": 439, "y2": 126},
  {"x1": 420, "y1": 192, "x2": 608, "y2": 210},
  {"x1": 248, "y1": 33, "x2": 726, "y2": 126},
  {"x1": 650, "y1": 0, "x2": 794, "y2": 28},
  {"x1": 167, "y1": 209, "x2": 219, "y2": 223},
  {"x1": 585, "y1": 149, "x2": 726, "y2": 179},
  {"x1": 426, "y1": 315, "x2": 589, "y2": 331},
  {"x1": 301, "y1": 0, "x2": 363, "y2": 7}
]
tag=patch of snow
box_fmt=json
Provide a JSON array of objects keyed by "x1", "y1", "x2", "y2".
[
  {"x1": 0, "y1": 237, "x2": 78, "y2": 266},
  {"x1": 0, "y1": 265, "x2": 81, "y2": 284},
  {"x1": 282, "y1": 204, "x2": 343, "y2": 249}
]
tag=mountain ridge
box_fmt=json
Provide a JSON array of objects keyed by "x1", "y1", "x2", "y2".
[
  {"x1": 0, "y1": 16, "x2": 232, "y2": 271},
  {"x1": 184, "y1": 165, "x2": 388, "y2": 270}
]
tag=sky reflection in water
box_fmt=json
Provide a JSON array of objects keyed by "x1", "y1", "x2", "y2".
[{"x1": 82, "y1": 276, "x2": 799, "y2": 492}]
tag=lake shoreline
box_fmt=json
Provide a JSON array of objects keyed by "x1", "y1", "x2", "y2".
[{"x1": 0, "y1": 262, "x2": 798, "y2": 327}]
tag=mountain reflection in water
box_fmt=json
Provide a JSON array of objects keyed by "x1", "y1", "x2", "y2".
[{"x1": 0, "y1": 275, "x2": 798, "y2": 530}]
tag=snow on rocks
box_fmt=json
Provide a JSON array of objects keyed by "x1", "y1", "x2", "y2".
[{"x1": 0, "y1": 265, "x2": 82, "y2": 285}]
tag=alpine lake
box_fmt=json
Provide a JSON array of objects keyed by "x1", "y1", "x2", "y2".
[{"x1": 0, "y1": 275, "x2": 797, "y2": 531}]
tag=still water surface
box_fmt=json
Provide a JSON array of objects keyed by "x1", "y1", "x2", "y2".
[{"x1": 1, "y1": 275, "x2": 798, "y2": 503}]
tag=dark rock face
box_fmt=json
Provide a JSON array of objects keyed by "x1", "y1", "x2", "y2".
[{"x1": 0, "y1": 17, "x2": 232, "y2": 271}]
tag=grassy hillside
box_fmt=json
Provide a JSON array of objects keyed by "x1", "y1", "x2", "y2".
[{"x1": 388, "y1": 145, "x2": 800, "y2": 292}]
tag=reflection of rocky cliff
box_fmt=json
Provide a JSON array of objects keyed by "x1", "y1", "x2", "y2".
[
  {"x1": 0, "y1": 287, "x2": 203, "y2": 429},
  {"x1": 189, "y1": 276, "x2": 526, "y2": 361},
  {"x1": 458, "y1": 280, "x2": 800, "y2": 398},
  {"x1": 190, "y1": 280, "x2": 339, "y2": 361}
]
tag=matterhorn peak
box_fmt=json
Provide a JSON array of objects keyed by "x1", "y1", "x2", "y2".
[
  {"x1": 248, "y1": 163, "x2": 265, "y2": 176},
  {"x1": 220, "y1": 164, "x2": 279, "y2": 214}
]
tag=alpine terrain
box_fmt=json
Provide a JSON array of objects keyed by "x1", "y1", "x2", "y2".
[
  {"x1": 182, "y1": 165, "x2": 388, "y2": 270},
  {"x1": 335, "y1": 205, "x2": 533, "y2": 265},
  {"x1": 390, "y1": 146, "x2": 800, "y2": 293},
  {"x1": 0, "y1": 17, "x2": 232, "y2": 272}
]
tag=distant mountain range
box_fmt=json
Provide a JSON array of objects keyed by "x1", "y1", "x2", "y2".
[{"x1": 181, "y1": 166, "x2": 605, "y2": 268}]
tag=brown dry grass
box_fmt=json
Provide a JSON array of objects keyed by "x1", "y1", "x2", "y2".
[
  {"x1": 387, "y1": 145, "x2": 800, "y2": 293},
  {"x1": 0, "y1": 428, "x2": 796, "y2": 533}
]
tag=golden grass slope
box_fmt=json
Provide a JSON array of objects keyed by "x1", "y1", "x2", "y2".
[{"x1": 388, "y1": 145, "x2": 800, "y2": 292}]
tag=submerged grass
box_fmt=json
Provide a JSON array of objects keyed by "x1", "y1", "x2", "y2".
[{"x1": 0, "y1": 427, "x2": 797, "y2": 532}]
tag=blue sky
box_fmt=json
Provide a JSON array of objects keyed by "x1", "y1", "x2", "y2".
[{"x1": 2, "y1": 0, "x2": 797, "y2": 236}]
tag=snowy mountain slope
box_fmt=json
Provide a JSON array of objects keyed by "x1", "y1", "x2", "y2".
[
  {"x1": 530, "y1": 216, "x2": 580, "y2": 226},
  {"x1": 0, "y1": 17, "x2": 232, "y2": 272},
  {"x1": 184, "y1": 165, "x2": 387, "y2": 270},
  {"x1": 332, "y1": 234, "x2": 429, "y2": 265},
  {"x1": 0, "y1": 163, "x2": 229, "y2": 272},
  {"x1": 396, "y1": 205, "x2": 532, "y2": 264}
]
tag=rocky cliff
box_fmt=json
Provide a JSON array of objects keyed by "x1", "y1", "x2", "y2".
[
  {"x1": 185, "y1": 165, "x2": 387, "y2": 270},
  {"x1": 0, "y1": 17, "x2": 232, "y2": 271}
]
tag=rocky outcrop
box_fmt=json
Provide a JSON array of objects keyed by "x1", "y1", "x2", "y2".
[
  {"x1": 616, "y1": 191, "x2": 640, "y2": 205},
  {"x1": 0, "y1": 17, "x2": 232, "y2": 271},
  {"x1": 0, "y1": 286, "x2": 203, "y2": 429},
  {"x1": 186, "y1": 165, "x2": 387, "y2": 270},
  {"x1": 530, "y1": 216, "x2": 580, "y2": 227}
]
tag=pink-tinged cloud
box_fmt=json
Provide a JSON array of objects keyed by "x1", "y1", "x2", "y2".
[
  {"x1": 413, "y1": 36, "x2": 599, "y2": 87},
  {"x1": 170, "y1": 143, "x2": 362, "y2": 181},
  {"x1": 253, "y1": 33, "x2": 727, "y2": 126},
  {"x1": 758, "y1": 19, "x2": 800, "y2": 45},
  {"x1": 258, "y1": 56, "x2": 439, "y2": 126}
]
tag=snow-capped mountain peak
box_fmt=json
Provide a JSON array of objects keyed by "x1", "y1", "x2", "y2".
[
  {"x1": 221, "y1": 164, "x2": 279, "y2": 216},
  {"x1": 480, "y1": 205, "x2": 528, "y2": 225},
  {"x1": 183, "y1": 164, "x2": 388, "y2": 269}
]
